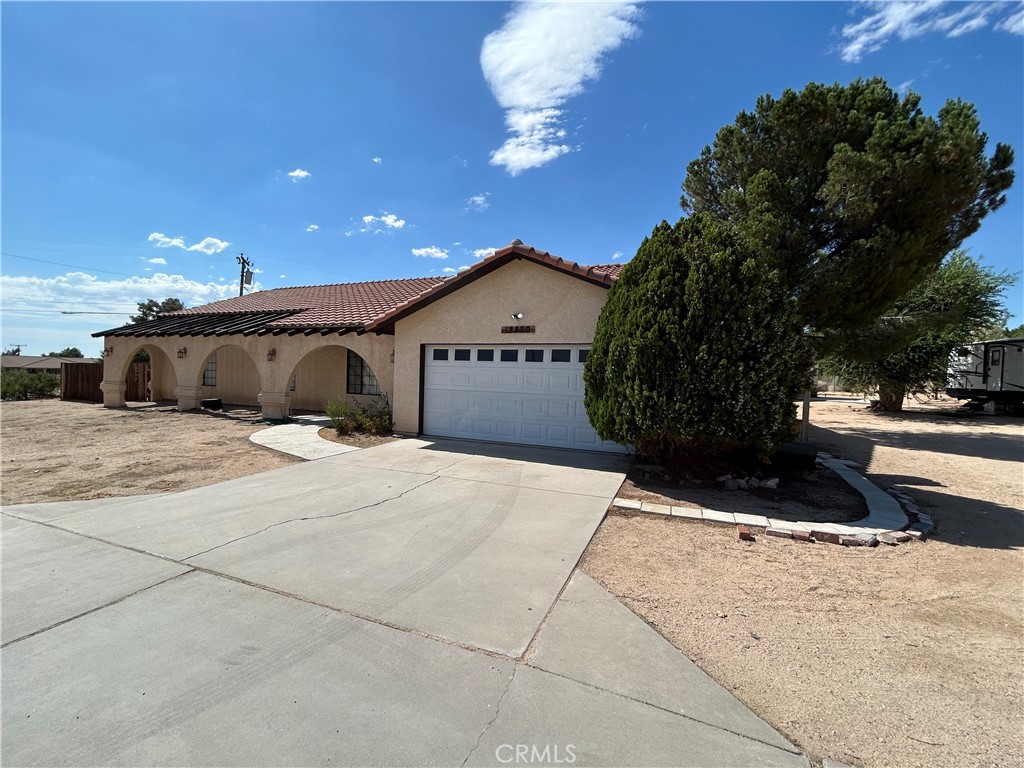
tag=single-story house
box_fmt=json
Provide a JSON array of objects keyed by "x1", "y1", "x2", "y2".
[
  {"x1": 93, "y1": 242, "x2": 626, "y2": 452},
  {"x1": 1, "y1": 355, "x2": 102, "y2": 376}
]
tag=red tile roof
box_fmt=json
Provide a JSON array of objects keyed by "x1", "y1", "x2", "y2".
[
  {"x1": 95, "y1": 244, "x2": 623, "y2": 338},
  {"x1": 168, "y1": 277, "x2": 446, "y2": 328}
]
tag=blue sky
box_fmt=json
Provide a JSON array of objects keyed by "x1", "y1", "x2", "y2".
[{"x1": 2, "y1": 1, "x2": 1022, "y2": 356}]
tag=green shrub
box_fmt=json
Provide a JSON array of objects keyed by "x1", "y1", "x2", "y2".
[
  {"x1": 324, "y1": 393, "x2": 392, "y2": 436},
  {"x1": 1, "y1": 370, "x2": 60, "y2": 401},
  {"x1": 583, "y1": 215, "x2": 807, "y2": 461}
]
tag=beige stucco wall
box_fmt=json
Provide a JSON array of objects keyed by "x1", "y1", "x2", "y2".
[
  {"x1": 390, "y1": 258, "x2": 609, "y2": 434},
  {"x1": 146, "y1": 345, "x2": 177, "y2": 400},
  {"x1": 100, "y1": 331, "x2": 394, "y2": 419}
]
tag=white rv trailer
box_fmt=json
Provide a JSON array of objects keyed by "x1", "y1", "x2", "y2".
[{"x1": 946, "y1": 337, "x2": 1024, "y2": 414}]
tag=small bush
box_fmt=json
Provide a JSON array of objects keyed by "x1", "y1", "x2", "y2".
[
  {"x1": 1, "y1": 370, "x2": 60, "y2": 401},
  {"x1": 324, "y1": 392, "x2": 392, "y2": 436}
]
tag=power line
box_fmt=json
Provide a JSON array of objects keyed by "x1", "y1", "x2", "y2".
[{"x1": 0, "y1": 252, "x2": 139, "y2": 278}]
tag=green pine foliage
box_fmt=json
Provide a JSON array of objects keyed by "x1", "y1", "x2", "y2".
[
  {"x1": 584, "y1": 216, "x2": 806, "y2": 459},
  {"x1": 820, "y1": 252, "x2": 1015, "y2": 410},
  {"x1": 681, "y1": 78, "x2": 1015, "y2": 346},
  {"x1": 1, "y1": 370, "x2": 60, "y2": 401}
]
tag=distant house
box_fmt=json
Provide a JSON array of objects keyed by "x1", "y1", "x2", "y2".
[
  {"x1": 93, "y1": 242, "x2": 627, "y2": 452},
  {"x1": 1, "y1": 355, "x2": 101, "y2": 376}
]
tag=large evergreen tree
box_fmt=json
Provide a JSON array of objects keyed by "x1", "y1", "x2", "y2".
[
  {"x1": 131, "y1": 298, "x2": 185, "y2": 323},
  {"x1": 820, "y1": 252, "x2": 1015, "y2": 411},
  {"x1": 584, "y1": 216, "x2": 806, "y2": 459},
  {"x1": 681, "y1": 78, "x2": 1015, "y2": 345}
]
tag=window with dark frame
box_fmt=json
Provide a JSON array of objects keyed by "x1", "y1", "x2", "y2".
[
  {"x1": 347, "y1": 349, "x2": 381, "y2": 395},
  {"x1": 477, "y1": 349, "x2": 494, "y2": 362},
  {"x1": 578, "y1": 349, "x2": 590, "y2": 363},
  {"x1": 454, "y1": 349, "x2": 471, "y2": 361},
  {"x1": 202, "y1": 354, "x2": 217, "y2": 386},
  {"x1": 525, "y1": 349, "x2": 544, "y2": 362},
  {"x1": 500, "y1": 349, "x2": 518, "y2": 362},
  {"x1": 432, "y1": 348, "x2": 449, "y2": 361},
  {"x1": 551, "y1": 349, "x2": 571, "y2": 362}
]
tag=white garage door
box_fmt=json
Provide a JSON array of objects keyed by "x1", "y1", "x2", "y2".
[{"x1": 422, "y1": 344, "x2": 625, "y2": 453}]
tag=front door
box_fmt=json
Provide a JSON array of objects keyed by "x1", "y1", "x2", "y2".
[{"x1": 987, "y1": 346, "x2": 1005, "y2": 391}]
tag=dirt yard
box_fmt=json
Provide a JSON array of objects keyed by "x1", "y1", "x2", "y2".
[
  {"x1": 0, "y1": 400, "x2": 299, "y2": 505},
  {"x1": 582, "y1": 397, "x2": 1024, "y2": 768}
]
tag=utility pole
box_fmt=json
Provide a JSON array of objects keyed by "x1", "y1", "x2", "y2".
[{"x1": 236, "y1": 253, "x2": 254, "y2": 297}]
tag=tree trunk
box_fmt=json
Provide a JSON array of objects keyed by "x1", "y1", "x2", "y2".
[{"x1": 876, "y1": 382, "x2": 906, "y2": 412}]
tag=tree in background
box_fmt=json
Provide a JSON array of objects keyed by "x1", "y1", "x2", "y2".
[
  {"x1": 681, "y1": 78, "x2": 1015, "y2": 350},
  {"x1": 1, "y1": 370, "x2": 60, "y2": 401},
  {"x1": 45, "y1": 347, "x2": 84, "y2": 358},
  {"x1": 1001, "y1": 322, "x2": 1024, "y2": 338},
  {"x1": 820, "y1": 252, "x2": 1015, "y2": 411},
  {"x1": 131, "y1": 298, "x2": 185, "y2": 323},
  {"x1": 584, "y1": 216, "x2": 807, "y2": 462}
]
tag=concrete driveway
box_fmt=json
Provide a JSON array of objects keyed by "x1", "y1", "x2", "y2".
[{"x1": 2, "y1": 438, "x2": 807, "y2": 767}]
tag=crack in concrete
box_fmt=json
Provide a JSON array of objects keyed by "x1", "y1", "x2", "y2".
[
  {"x1": 461, "y1": 664, "x2": 517, "y2": 767},
  {"x1": 182, "y1": 475, "x2": 441, "y2": 561}
]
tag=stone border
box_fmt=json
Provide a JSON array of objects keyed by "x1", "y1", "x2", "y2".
[{"x1": 611, "y1": 452, "x2": 934, "y2": 547}]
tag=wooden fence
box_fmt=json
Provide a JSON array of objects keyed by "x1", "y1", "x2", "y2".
[
  {"x1": 60, "y1": 361, "x2": 151, "y2": 403},
  {"x1": 60, "y1": 361, "x2": 103, "y2": 402}
]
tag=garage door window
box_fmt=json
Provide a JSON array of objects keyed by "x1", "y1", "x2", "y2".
[
  {"x1": 477, "y1": 349, "x2": 494, "y2": 362},
  {"x1": 578, "y1": 349, "x2": 590, "y2": 363},
  {"x1": 525, "y1": 349, "x2": 544, "y2": 362},
  {"x1": 551, "y1": 349, "x2": 571, "y2": 362},
  {"x1": 432, "y1": 349, "x2": 449, "y2": 361},
  {"x1": 500, "y1": 349, "x2": 518, "y2": 362},
  {"x1": 347, "y1": 349, "x2": 381, "y2": 395},
  {"x1": 454, "y1": 349, "x2": 471, "y2": 361}
]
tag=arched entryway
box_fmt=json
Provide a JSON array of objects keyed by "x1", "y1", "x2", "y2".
[
  {"x1": 194, "y1": 344, "x2": 262, "y2": 408},
  {"x1": 121, "y1": 344, "x2": 177, "y2": 405},
  {"x1": 287, "y1": 345, "x2": 383, "y2": 413}
]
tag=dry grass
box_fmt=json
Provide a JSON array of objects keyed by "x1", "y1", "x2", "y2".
[{"x1": 582, "y1": 398, "x2": 1024, "y2": 768}]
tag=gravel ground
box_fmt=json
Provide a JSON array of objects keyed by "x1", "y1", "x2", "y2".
[
  {"x1": 0, "y1": 399, "x2": 299, "y2": 505},
  {"x1": 582, "y1": 397, "x2": 1024, "y2": 768}
]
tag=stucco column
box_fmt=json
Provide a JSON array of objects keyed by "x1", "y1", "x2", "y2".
[
  {"x1": 100, "y1": 379, "x2": 127, "y2": 408},
  {"x1": 175, "y1": 386, "x2": 203, "y2": 411},
  {"x1": 258, "y1": 390, "x2": 291, "y2": 420}
]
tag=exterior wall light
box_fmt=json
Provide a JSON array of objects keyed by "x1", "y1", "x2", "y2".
[
  {"x1": 266, "y1": 348, "x2": 277, "y2": 362},
  {"x1": 176, "y1": 347, "x2": 187, "y2": 359},
  {"x1": 512, "y1": 312, "x2": 524, "y2": 320}
]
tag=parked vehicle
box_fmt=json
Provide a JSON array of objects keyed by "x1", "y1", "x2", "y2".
[{"x1": 946, "y1": 337, "x2": 1024, "y2": 414}]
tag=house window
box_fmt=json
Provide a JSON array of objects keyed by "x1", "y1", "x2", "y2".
[
  {"x1": 477, "y1": 349, "x2": 494, "y2": 362},
  {"x1": 578, "y1": 349, "x2": 590, "y2": 363},
  {"x1": 991, "y1": 348, "x2": 1003, "y2": 366},
  {"x1": 202, "y1": 354, "x2": 217, "y2": 386},
  {"x1": 454, "y1": 349, "x2": 471, "y2": 361},
  {"x1": 500, "y1": 349, "x2": 518, "y2": 362},
  {"x1": 551, "y1": 349, "x2": 571, "y2": 363},
  {"x1": 432, "y1": 348, "x2": 449, "y2": 361},
  {"x1": 525, "y1": 349, "x2": 544, "y2": 363},
  {"x1": 290, "y1": 376, "x2": 297, "y2": 392},
  {"x1": 347, "y1": 349, "x2": 380, "y2": 395}
]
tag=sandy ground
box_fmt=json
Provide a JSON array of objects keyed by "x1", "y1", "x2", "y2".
[
  {"x1": 582, "y1": 397, "x2": 1024, "y2": 768},
  {"x1": 317, "y1": 426, "x2": 399, "y2": 449},
  {"x1": 0, "y1": 400, "x2": 299, "y2": 505}
]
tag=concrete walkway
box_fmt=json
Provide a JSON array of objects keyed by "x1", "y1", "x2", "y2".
[
  {"x1": 248, "y1": 414, "x2": 359, "y2": 460},
  {"x1": 2, "y1": 439, "x2": 807, "y2": 766}
]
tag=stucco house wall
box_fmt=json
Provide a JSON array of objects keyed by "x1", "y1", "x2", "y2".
[{"x1": 391, "y1": 258, "x2": 609, "y2": 435}]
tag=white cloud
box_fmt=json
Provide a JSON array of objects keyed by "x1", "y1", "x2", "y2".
[
  {"x1": 472, "y1": 247, "x2": 498, "y2": 259},
  {"x1": 481, "y1": 1, "x2": 640, "y2": 175},
  {"x1": 372, "y1": 156, "x2": 382, "y2": 165},
  {"x1": 187, "y1": 237, "x2": 231, "y2": 255},
  {"x1": 288, "y1": 168, "x2": 311, "y2": 181},
  {"x1": 464, "y1": 192, "x2": 491, "y2": 213},
  {"x1": 412, "y1": 246, "x2": 449, "y2": 259},
  {"x1": 148, "y1": 232, "x2": 230, "y2": 255},
  {"x1": 838, "y1": 1, "x2": 1017, "y2": 62},
  {"x1": 148, "y1": 232, "x2": 186, "y2": 249},
  {"x1": 306, "y1": 224, "x2": 319, "y2": 232},
  {"x1": 611, "y1": 251, "x2": 624, "y2": 261},
  {"x1": 147, "y1": 257, "x2": 168, "y2": 265},
  {"x1": 996, "y1": 7, "x2": 1024, "y2": 33},
  {"x1": 279, "y1": 274, "x2": 286, "y2": 279},
  {"x1": 897, "y1": 79, "x2": 914, "y2": 94},
  {"x1": 442, "y1": 265, "x2": 472, "y2": 274},
  {"x1": 359, "y1": 212, "x2": 407, "y2": 233}
]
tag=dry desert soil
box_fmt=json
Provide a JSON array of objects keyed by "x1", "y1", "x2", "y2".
[
  {"x1": 0, "y1": 399, "x2": 299, "y2": 505},
  {"x1": 582, "y1": 397, "x2": 1024, "y2": 768}
]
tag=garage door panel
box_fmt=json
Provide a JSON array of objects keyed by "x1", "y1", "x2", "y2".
[{"x1": 423, "y1": 345, "x2": 626, "y2": 453}]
